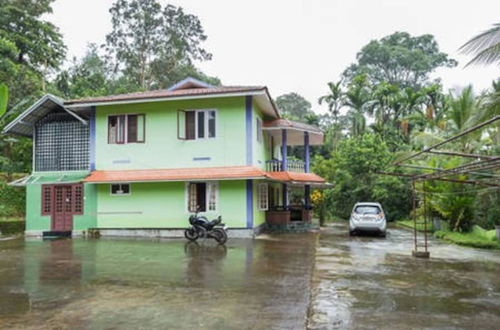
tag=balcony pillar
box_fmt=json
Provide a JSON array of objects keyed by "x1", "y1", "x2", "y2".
[
  {"x1": 304, "y1": 131, "x2": 310, "y2": 173},
  {"x1": 281, "y1": 129, "x2": 287, "y2": 171},
  {"x1": 304, "y1": 131, "x2": 311, "y2": 209}
]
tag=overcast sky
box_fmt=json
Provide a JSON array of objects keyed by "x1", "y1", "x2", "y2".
[{"x1": 49, "y1": 0, "x2": 500, "y2": 113}]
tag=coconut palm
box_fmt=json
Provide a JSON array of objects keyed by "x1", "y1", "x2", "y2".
[{"x1": 460, "y1": 23, "x2": 500, "y2": 66}]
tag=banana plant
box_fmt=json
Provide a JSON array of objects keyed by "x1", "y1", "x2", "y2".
[{"x1": 0, "y1": 83, "x2": 7, "y2": 117}]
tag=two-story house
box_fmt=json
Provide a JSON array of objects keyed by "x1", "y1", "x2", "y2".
[{"x1": 3, "y1": 77, "x2": 327, "y2": 238}]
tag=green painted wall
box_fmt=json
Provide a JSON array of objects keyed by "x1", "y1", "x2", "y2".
[
  {"x1": 96, "y1": 180, "x2": 247, "y2": 228},
  {"x1": 252, "y1": 102, "x2": 271, "y2": 170},
  {"x1": 25, "y1": 182, "x2": 97, "y2": 232},
  {"x1": 95, "y1": 97, "x2": 248, "y2": 170},
  {"x1": 26, "y1": 184, "x2": 50, "y2": 231}
]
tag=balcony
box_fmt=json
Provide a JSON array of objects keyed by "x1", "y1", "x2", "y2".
[{"x1": 266, "y1": 159, "x2": 305, "y2": 173}]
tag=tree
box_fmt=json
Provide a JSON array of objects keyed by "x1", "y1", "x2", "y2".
[
  {"x1": 313, "y1": 133, "x2": 411, "y2": 221},
  {"x1": 52, "y1": 44, "x2": 112, "y2": 99},
  {"x1": 0, "y1": 0, "x2": 65, "y2": 74},
  {"x1": 343, "y1": 74, "x2": 371, "y2": 136},
  {"x1": 343, "y1": 32, "x2": 457, "y2": 88},
  {"x1": 275, "y1": 92, "x2": 313, "y2": 121},
  {"x1": 105, "y1": 0, "x2": 213, "y2": 90},
  {"x1": 460, "y1": 23, "x2": 500, "y2": 66}
]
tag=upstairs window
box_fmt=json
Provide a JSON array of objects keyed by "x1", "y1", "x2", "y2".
[
  {"x1": 108, "y1": 114, "x2": 145, "y2": 144},
  {"x1": 256, "y1": 117, "x2": 263, "y2": 143},
  {"x1": 187, "y1": 182, "x2": 218, "y2": 212},
  {"x1": 178, "y1": 110, "x2": 216, "y2": 140}
]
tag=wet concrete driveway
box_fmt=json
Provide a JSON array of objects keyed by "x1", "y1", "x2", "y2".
[
  {"x1": 308, "y1": 223, "x2": 500, "y2": 329},
  {"x1": 0, "y1": 235, "x2": 316, "y2": 329},
  {"x1": 1, "y1": 225, "x2": 500, "y2": 329}
]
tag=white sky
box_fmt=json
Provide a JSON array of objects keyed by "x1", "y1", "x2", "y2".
[{"x1": 49, "y1": 0, "x2": 500, "y2": 113}]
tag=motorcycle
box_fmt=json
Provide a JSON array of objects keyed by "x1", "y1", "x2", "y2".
[{"x1": 184, "y1": 210, "x2": 228, "y2": 244}]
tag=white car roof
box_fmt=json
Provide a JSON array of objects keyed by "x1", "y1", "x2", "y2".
[{"x1": 354, "y1": 202, "x2": 382, "y2": 206}]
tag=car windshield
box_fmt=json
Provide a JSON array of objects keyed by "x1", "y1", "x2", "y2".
[{"x1": 355, "y1": 205, "x2": 380, "y2": 214}]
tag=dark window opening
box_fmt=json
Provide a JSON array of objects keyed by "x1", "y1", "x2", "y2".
[
  {"x1": 111, "y1": 183, "x2": 130, "y2": 195},
  {"x1": 185, "y1": 111, "x2": 196, "y2": 140}
]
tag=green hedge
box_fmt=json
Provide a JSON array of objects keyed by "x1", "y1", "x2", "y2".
[
  {"x1": 0, "y1": 175, "x2": 25, "y2": 218},
  {"x1": 0, "y1": 221, "x2": 25, "y2": 235}
]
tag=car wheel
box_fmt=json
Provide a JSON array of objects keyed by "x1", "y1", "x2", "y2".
[
  {"x1": 349, "y1": 230, "x2": 355, "y2": 236},
  {"x1": 380, "y1": 231, "x2": 386, "y2": 238}
]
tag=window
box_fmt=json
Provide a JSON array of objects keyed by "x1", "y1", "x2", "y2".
[
  {"x1": 111, "y1": 183, "x2": 130, "y2": 195},
  {"x1": 73, "y1": 185, "x2": 84, "y2": 214},
  {"x1": 108, "y1": 114, "x2": 145, "y2": 144},
  {"x1": 41, "y1": 185, "x2": 52, "y2": 215},
  {"x1": 187, "y1": 182, "x2": 218, "y2": 212},
  {"x1": 256, "y1": 118, "x2": 263, "y2": 143},
  {"x1": 178, "y1": 110, "x2": 216, "y2": 140},
  {"x1": 258, "y1": 183, "x2": 269, "y2": 211}
]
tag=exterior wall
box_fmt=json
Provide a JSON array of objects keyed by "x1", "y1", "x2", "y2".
[
  {"x1": 252, "y1": 101, "x2": 271, "y2": 170},
  {"x1": 25, "y1": 183, "x2": 97, "y2": 233},
  {"x1": 94, "y1": 97, "x2": 248, "y2": 170},
  {"x1": 96, "y1": 180, "x2": 247, "y2": 229}
]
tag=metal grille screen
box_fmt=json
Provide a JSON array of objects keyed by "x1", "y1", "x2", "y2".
[{"x1": 35, "y1": 113, "x2": 89, "y2": 171}]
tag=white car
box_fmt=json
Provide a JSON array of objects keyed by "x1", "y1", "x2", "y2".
[{"x1": 349, "y1": 202, "x2": 386, "y2": 237}]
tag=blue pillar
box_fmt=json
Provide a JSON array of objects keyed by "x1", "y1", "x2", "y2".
[
  {"x1": 304, "y1": 131, "x2": 311, "y2": 208},
  {"x1": 281, "y1": 129, "x2": 287, "y2": 171},
  {"x1": 304, "y1": 131, "x2": 310, "y2": 173}
]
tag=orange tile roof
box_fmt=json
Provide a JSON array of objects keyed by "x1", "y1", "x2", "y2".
[
  {"x1": 265, "y1": 171, "x2": 326, "y2": 183},
  {"x1": 83, "y1": 166, "x2": 327, "y2": 184},
  {"x1": 83, "y1": 166, "x2": 268, "y2": 183}
]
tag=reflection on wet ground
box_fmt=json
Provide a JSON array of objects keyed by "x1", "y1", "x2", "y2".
[
  {"x1": 308, "y1": 223, "x2": 500, "y2": 329},
  {"x1": 0, "y1": 235, "x2": 316, "y2": 329}
]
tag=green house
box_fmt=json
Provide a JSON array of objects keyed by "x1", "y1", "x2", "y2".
[{"x1": 3, "y1": 78, "x2": 327, "y2": 238}]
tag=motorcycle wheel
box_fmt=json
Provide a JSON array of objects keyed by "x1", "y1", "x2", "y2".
[
  {"x1": 184, "y1": 228, "x2": 198, "y2": 241},
  {"x1": 213, "y1": 228, "x2": 228, "y2": 245}
]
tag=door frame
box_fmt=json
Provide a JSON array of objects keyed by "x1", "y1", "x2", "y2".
[{"x1": 41, "y1": 183, "x2": 84, "y2": 232}]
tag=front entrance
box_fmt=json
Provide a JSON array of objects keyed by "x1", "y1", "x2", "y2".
[
  {"x1": 53, "y1": 185, "x2": 73, "y2": 231},
  {"x1": 42, "y1": 184, "x2": 84, "y2": 232}
]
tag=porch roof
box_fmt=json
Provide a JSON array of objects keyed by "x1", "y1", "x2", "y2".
[
  {"x1": 9, "y1": 172, "x2": 89, "y2": 186},
  {"x1": 263, "y1": 119, "x2": 324, "y2": 145},
  {"x1": 82, "y1": 166, "x2": 330, "y2": 186},
  {"x1": 83, "y1": 166, "x2": 269, "y2": 183},
  {"x1": 265, "y1": 171, "x2": 328, "y2": 185}
]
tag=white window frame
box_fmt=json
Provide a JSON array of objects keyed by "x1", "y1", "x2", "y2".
[
  {"x1": 110, "y1": 183, "x2": 131, "y2": 196},
  {"x1": 258, "y1": 183, "x2": 269, "y2": 211},
  {"x1": 185, "y1": 181, "x2": 219, "y2": 212},
  {"x1": 107, "y1": 113, "x2": 145, "y2": 144},
  {"x1": 256, "y1": 117, "x2": 263, "y2": 143},
  {"x1": 189, "y1": 109, "x2": 217, "y2": 140}
]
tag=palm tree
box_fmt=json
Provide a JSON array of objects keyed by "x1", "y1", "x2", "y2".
[
  {"x1": 344, "y1": 75, "x2": 370, "y2": 136},
  {"x1": 447, "y1": 86, "x2": 480, "y2": 151},
  {"x1": 318, "y1": 80, "x2": 344, "y2": 121},
  {"x1": 460, "y1": 23, "x2": 500, "y2": 66}
]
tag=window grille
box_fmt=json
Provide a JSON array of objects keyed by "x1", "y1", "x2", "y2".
[
  {"x1": 74, "y1": 185, "x2": 84, "y2": 214},
  {"x1": 111, "y1": 183, "x2": 130, "y2": 195},
  {"x1": 35, "y1": 113, "x2": 89, "y2": 172},
  {"x1": 178, "y1": 110, "x2": 216, "y2": 140},
  {"x1": 41, "y1": 185, "x2": 52, "y2": 215},
  {"x1": 188, "y1": 182, "x2": 218, "y2": 212}
]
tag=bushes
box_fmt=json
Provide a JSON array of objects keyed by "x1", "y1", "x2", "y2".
[
  {"x1": 0, "y1": 175, "x2": 25, "y2": 218},
  {"x1": 0, "y1": 220, "x2": 25, "y2": 235},
  {"x1": 434, "y1": 226, "x2": 499, "y2": 249}
]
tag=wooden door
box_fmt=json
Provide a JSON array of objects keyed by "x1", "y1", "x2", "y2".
[{"x1": 52, "y1": 185, "x2": 73, "y2": 231}]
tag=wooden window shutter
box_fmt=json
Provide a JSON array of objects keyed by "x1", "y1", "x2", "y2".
[{"x1": 41, "y1": 185, "x2": 53, "y2": 216}]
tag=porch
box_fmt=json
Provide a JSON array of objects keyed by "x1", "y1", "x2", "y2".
[{"x1": 262, "y1": 119, "x2": 326, "y2": 231}]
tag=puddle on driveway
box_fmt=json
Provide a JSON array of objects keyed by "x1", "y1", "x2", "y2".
[
  {"x1": 308, "y1": 223, "x2": 500, "y2": 329},
  {"x1": 0, "y1": 234, "x2": 316, "y2": 329}
]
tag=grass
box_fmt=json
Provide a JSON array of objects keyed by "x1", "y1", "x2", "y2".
[
  {"x1": 434, "y1": 226, "x2": 500, "y2": 250},
  {"x1": 396, "y1": 219, "x2": 435, "y2": 232}
]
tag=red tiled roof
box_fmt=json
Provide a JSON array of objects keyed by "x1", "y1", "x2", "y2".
[
  {"x1": 65, "y1": 86, "x2": 266, "y2": 105},
  {"x1": 83, "y1": 166, "x2": 327, "y2": 184},
  {"x1": 83, "y1": 166, "x2": 268, "y2": 183},
  {"x1": 265, "y1": 171, "x2": 326, "y2": 183},
  {"x1": 263, "y1": 119, "x2": 323, "y2": 134}
]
